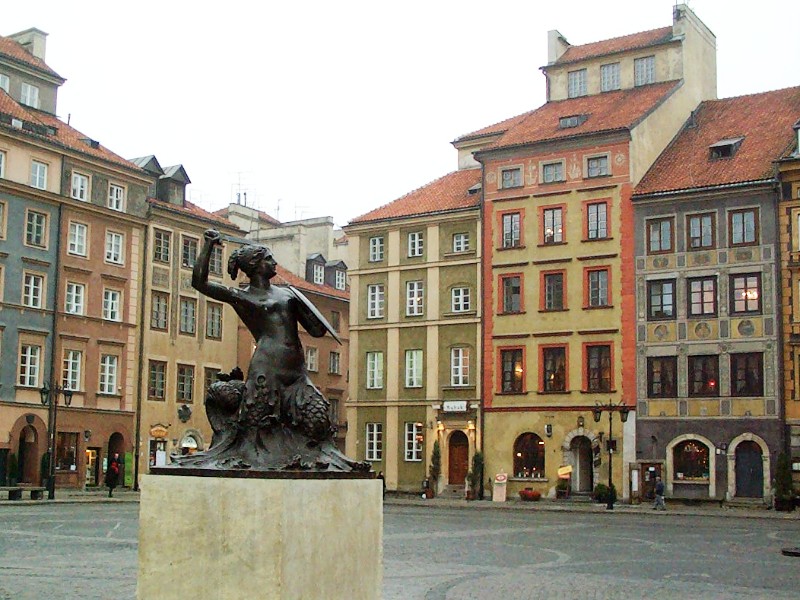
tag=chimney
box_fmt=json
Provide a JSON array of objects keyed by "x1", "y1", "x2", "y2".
[
  {"x1": 547, "y1": 30, "x2": 570, "y2": 64},
  {"x1": 8, "y1": 28, "x2": 48, "y2": 61}
]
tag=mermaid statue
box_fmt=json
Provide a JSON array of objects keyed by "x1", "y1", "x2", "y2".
[{"x1": 170, "y1": 229, "x2": 369, "y2": 473}]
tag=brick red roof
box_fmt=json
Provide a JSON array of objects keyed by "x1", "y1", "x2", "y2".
[
  {"x1": 473, "y1": 81, "x2": 679, "y2": 152},
  {"x1": 634, "y1": 86, "x2": 800, "y2": 196},
  {"x1": 274, "y1": 265, "x2": 349, "y2": 301},
  {"x1": 349, "y1": 168, "x2": 481, "y2": 224},
  {"x1": 0, "y1": 36, "x2": 63, "y2": 80},
  {"x1": 147, "y1": 198, "x2": 239, "y2": 228},
  {"x1": 455, "y1": 112, "x2": 530, "y2": 143},
  {"x1": 554, "y1": 26, "x2": 674, "y2": 65}
]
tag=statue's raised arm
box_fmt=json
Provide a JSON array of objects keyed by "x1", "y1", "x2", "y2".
[{"x1": 191, "y1": 229, "x2": 240, "y2": 306}]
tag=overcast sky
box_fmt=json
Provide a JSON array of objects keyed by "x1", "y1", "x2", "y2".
[{"x1": 4, "y1": 1, "x2": 799, "y2": 227}]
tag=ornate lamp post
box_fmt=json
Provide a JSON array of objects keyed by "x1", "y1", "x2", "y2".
[
  {"x1": 592, "y1": 401, "x2": 630, "y2": 510},
  {"x1": 40, "y1": 383, "x2": 73, "y2": 500}
]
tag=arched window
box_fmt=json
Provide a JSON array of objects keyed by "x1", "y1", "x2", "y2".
[
  {"x1": 673, "y1": 440, "x2": 709, "y2": 480},
  {"x1": 513, "y1": 433, "x2": 545, "y2": 479}
]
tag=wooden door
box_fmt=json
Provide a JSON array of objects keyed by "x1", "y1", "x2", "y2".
[
  {"x1": 448, "y1": 431, "x2": 469, "y2": 485},
  {"x1": 735, "y1": 441, "x2": 763, "y2": 498}
]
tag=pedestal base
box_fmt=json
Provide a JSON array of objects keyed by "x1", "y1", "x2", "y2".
[{"x1": 137, "y1": 474, "x2": 382, "y2": 600}]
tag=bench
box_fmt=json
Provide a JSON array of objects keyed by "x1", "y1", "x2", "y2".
[{"x1": 0, "y1": 486, "x2": 47, "y2": 500}]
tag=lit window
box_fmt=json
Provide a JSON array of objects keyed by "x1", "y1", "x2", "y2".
[
  {"x1": 586, "y1": 345, "x2": 611, "y2": 392},
  {"x1": 501, "y1": 349, "x2": 524, "y2": 393},
  {"x1": 404, "y1": 422, "x2": 423, "y2": 462},
  {"x1": 513, "y1": 433, "x2": 546, "y2": 479},
  {"x1": 730, "y1": 273, "x2": 761, "y2": 314},
  {"x1": 688, "y1": 355, "x2": 719, "y2": 397},
  {"x1": 673, "y1": 440, "x2": 710, "y2": 480},
  {"x1": 543, "y1": 208, "x2": 563, "y2": 244}
]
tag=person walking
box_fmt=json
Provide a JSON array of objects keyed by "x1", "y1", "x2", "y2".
[
  {"x1": 653, "y1": 476, "x2": 666, "y2": 511},
  {"x1": 105, "y1": 452, "x2": 121, "y2": 498}
]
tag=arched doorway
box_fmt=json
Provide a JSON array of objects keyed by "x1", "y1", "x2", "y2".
[
  {"x1": 570, "y1": 436, "x2": 593, "y2": 492},
  {"x1": 735, "y1": 440, "x2": 763, "y2": 498},
  {"x1": 448, "y1": 431, "x2": 469, "y2": 485},
  {"x1": 107, "y1": 432, "x2": 125, "y2": 486},
  {"x1": 17, "y1": 425, "x2": 39, "y2": 484}
]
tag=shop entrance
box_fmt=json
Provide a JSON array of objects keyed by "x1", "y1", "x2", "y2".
[
  {"x1": 570, "y1": 436, "x2": 593, "y2": 492},
  {"x1": 448, "y1": 431, "x2": 469, "y2": 485},
  {"x1": 85, "y1": 448, "x2": 100, "y2": 486},
  {"x1": 735, "y1": 441, "x2": 763, "y2": 498},
  {"x1": 640, "y1": 463, "x2": 663, "y2": 500},
  {"x1": 17, "y1": 425, "x2": 39, "y2": 484}
]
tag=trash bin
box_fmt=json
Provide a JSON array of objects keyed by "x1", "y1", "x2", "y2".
[{"x1": 493, "y1": 472, "x2": 508, "y2": 502}]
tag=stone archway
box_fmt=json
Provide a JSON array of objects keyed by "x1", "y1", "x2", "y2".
[
  {"x1": 665, "y1": 433, "x2": 716, "y2": 498},
  {"x1": 562, "y1": 427, "x2": 600, "y2": 493},
  {"x1": 17, "y1": 425, "x2": 39, "y2": 484},
  {"x1": 727, "y1": 432, "x2": 770, "y2": 501}
]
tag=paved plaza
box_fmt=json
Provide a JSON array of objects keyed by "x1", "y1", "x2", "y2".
[{"x1": 1, "y1": 501, "x2": 800, "y2": 599}]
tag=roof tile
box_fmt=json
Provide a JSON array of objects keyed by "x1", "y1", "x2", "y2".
[
  {"x1": 273, "y1": 265, "x2": 349, "y2": 300},
  {"x1": 147, "y1": 198, "x2": 239, "y2": 228},
  {"x1": 554, "y1": 26, "x2": 674, "y2": 65},
  {"x1": 0, "y1": 36, "x2": 63, "y2": 80}
]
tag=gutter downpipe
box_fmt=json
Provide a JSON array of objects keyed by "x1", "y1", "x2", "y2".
[{"x1": 132, "y1": 207, "x2": 150, "y2": 491}]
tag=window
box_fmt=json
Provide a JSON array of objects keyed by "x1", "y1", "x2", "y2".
[
  {"x1": 26, "y1": 210, "x2": 47, "y2": 247},
  {"x1": 647, "y1": 280, "x2": 675, "y2": 320},
  {"x1": 306, "y1": 347, "x2": 319, "y2": 372},
  {"x1": 65, "y1": 282, "x2": 85, "y2": 315},
  {"x1": 688, "y1": 355, "x2": 719, "y2": 396},
  {"x1": 568, "y1": 69, "x2": 587, "y2": 98},
  {"x1": 647, "y1": 356, "x2": 676, "y2": 398},
  {"x1": 543, "y1": 347, "x2": 566, "y2": 392},
  {"x1": 23, "y1": 273, "x2": 44, "y2": 308},
  {"x1": 108, "y1": 184, "x2": 125, "y2": 211},
  {"x1": 502, "y1": 213, "x2": 521, "y2": 248},
  {"x1": 405, "y1": 349, "x2": 423, "y2": 388},
  {"x1": 408, "y1": 232, "x2": 424, "y2": 257},
  {"x1": 366, "y1": 351, "x2": 383, "y2": 389},
  {"x1": 500, "y1": 167, "x2": 523, "y2": 189},
  {"x1": 559, "y1": 114, "x2": 587, "y2": 129},
  {"x1": 451, "y1": 347, "x2": 470, "y2": 387},
  {"x1": 148, "y1": 361, "x2": 166, "y2": 399},
  {"x1": 587, "y1": 202, "x2": 608, "y2": 239},
  {"x1": 369, "y1": 236, "x2": 384, "y2": 262},
  {"x1": 501, "y1": 275, "x2": 521, "y2": 313},
  {"x1": 204, "y1": 367, "x2": 221, "y2": 394},
  {"x1": 0, "y1": 74, "x2": 8, "y2": 93},
  {"x1": 673, "y1": 440, "x2": 709, "y2": 480},
  {"x1": 647, "y1": 218, "x2": 673, "y2": 254},
  {"x1": 367, "y1": 284, "x2": 384, "y2": 318},
  {"x1": 177, "y1": 364, "x2": 194, "y2": 402},
  {"x1": 586, "y1": 345, "x2": 612, "y2": 392},
  {"x1": 330, "y1": 310, "x2": 341, "y2": 332},
  {"x1": 406, "y1": 281, "x2": 424, "y2": 316},
  {"x1": 600, "y1": 62, "x2": 620, "y2": 91},
  {"x1": 209, "y1": 246, "x2": 223, "y2": 276},
  {"x1": 335, "y1": 270, "x2": 346, "y2": 290},
  {"x1": 71, "y1": 172, "x2": 89, "y2": 201},
  {"x1": 151, "y1": 292, "x2": 169, "y2": 330},
  {"x1": 182, "y1": 236, "x2": 198, "y2": 268},
  {"x1": 154, "y1": 230, "x2": 171, "y2": 263},
  {"x1": 55, "y1": 432, "x2": 78, "y2": 472},
  {"x1": 0, "y1": 202, "x2": 4, "y2": 238},
  {"x1": 451, "y1": 287, "x2": 471, "y2": 312},
  {"x1": 68, "y1": 222, "x2": 87, "y2": 256},
  {"x1": 687, "y1": 213, "x2": 715, "y2": 249},
  {"x1": 366, "y1": 423, "x2": 383, "y2": 461},
  {"x1": 18, "y1": 344, "x2": 41, "y2": 387},
  {"x1": 105, "y1": 231, "x2": 124, "y2": 264},
  {"x1": 730, "y1": 273, "x2": 761, "y2": 314},
  {"x1": 103, "y1": 289, "x2": 121, "y2": 321},
  {"x1": 634, "y1": 55, "x2": 655, "y2": 86},
  {"x1": 404, "y1": 422, "x2": 423, "y2": 462},
  {"x1": 710, "y1": 138, "x2": 744, "y2": 160},
  {"x1": 329, "y1": 351, "x2": 341, "y2": 375},
  {"x1": 20, "y1": 82, "x2": 40, "y2": 108},
  {"x1": 99, "y1": 354, "x2": 118, "y2": 395},
  {"x1": 543, "y1": 208, "x2": 563, "y2": 244},
  {"x1": 501, "y1": 349, "x2": 524, "y2": 393},
  {"x1": 513, "y1": 433, "x2": 546, "y2": 479},
  {"x1": 62, "y1": 350, "x2": 82, "y2": 391},
  {"x1": 0, "y1": 151, "x2": 4, "y2": 179},
  {"x1": 730, "y1": 353, "x2": 763, "y2": 397},
  {"x1": 313, "y1": 263, "x2": 324, "y2": 284},
  {"x1": 30, "y1": 160, "x2": 47, "y2": 190},
  {"x1": 729, "y1": 209, "x2": 758, "y2": 246},
  {"x1": 453, "y1": 233, "x2": 469, "y2": 253},
  {"x1": 206, "y1": 302, "x2": 222, "y2": 339},
  {"x1": 587, "y1": 156, "x2": 609, "y2": 178},
  {"x1": 542, "y1": 161, "x2": 564, "y2": 184},
  {"x1": 587, "y1": 269, "x2": 609, "y2": 307},
  {"x1": 688, "y1": 277, "x2": 717, "y2": 316},
  {"x1": 544, "y1": 272, "x2": 564, "y2": 311},
  {"x1": 179, "y1": 297, "x2": 197, "y2": 334}
]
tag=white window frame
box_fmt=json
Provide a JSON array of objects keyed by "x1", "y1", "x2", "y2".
[
  {"x1": 182, "y1": 236, "x2": 198, "y2": 268},
  {"x1": 209, "y1": 246, "x2": 223, "y2": 276},
  {"x1": 99, "y1": 354, "x2": 118, "y2": 395},
  {"x1": 568, "y1": 69, "x2": 587, "y2": 98},
  {"x1": 65, "y1": 282, "x2": 85, "y2": 315},
  {"x1": 367, "y1": 284, "x2": 384, "y2": 319},
  {"x1": 312, "y1": 263, "x2": 324, "y2": 285},
  {"x1": 500, "y1": 167, "x2": 523, "y2": 189},
  {"x1": 25, "y1": 209, "x2": 47, "y2": 247},
  {"x1": 404, "y1": 422, "x2": 423, "y2": 462},
  {"x1": 587, "y1": 202, "x2": 609, "y2": 240},
  {"x1": 366, "y1": 351, "x2": 384, "y2": 389},
  {"x1": 306, "y1": 347, "x2": 319, "y2": 372},
  {"x1": 453, "y1": 232, "x2": 469, "y2": 253},
  {"x1": 405, "y1": 349, "x2": 423, "y2": 388},
  {"x1": 23, "y1": 272, "x2": 44, "y2": 308},
  {"x1": 0, "y1": 150, "x2": 6, "y2": 178},
  {"x1": 600, "y1": 62, "x2": 621, "y2": 92},
  {"x1": 366, "y1": 423, "x2": 383, "y2": 461},
  {"x1": 588, "y1": 269, "x2": 609, "y2": 307},
  {"x1": 18, "y1": 344, "x2": 41, "y2": 387},
  {"x1": 206, "y1": 302, "x2": 223, "y2": 339},
  {"x1": 451, "y1": 347, "x2": 470, "y2": 387},
  {"x1": 105, "y1": 231, "x2": 124, "y2": 265},
  {"x1": 329, "y1": 351, "x2": 340, "y2": 375},
  {"x1": 177, "y1": 364, "x2": 194, "y2": 402},
  {"x1": 0, "y1": 201, "x2": 5, "y2": 240},
  {"x1": 586, "y1": 155, "x2": 610, "y2": 178},
  {"x1": 406, "y1": 281, "x2": 424, "y2": 316},
  {"x1": 541, "y1": 161, "x2": 565, "y2": 184},
  {"x1": 108, "y1": 183, "x2": 125, "y2": 212},
  {"x1": 634, "y1": 55, "x2": 655, "y2": 86},
  {"x1": 103, "y1": 288, "x2": 122, "y2": 321},
  {"x1": 502, "y1": 213, "x2": 521, "y2": 248},
  {"x1": 154, "y1": 229, "x2": 171, "y2": 263},
  {"x1": 179, "y1": 297, "x2": 197, "y2": 334},
  {"x1": 408, "y1": 232, "x2": 424, "y2": 257},
  {"x1": 30, "y1": 160, "x2": 47, "y2": 190},
  {"x1": 151, "y1": 292, "x2": 169, "y2": 330},
  {"x1": 62, "y1": 349, "x2": 82, "y2": 391},
  {"x1": 451, "y1": 287, "x2": 471, "y2": 313},
  {"x1": 543, "y1": 208, "x2": 563, "y2": 244},
  {"x1": 68, "y1": 222, "x2": 88, "y2": 256},
  {"x1": 335, "y1": 270, "x2": 346, "y2": 290},
  {"x1": 20, "y1": 82, "x2": 40, "y2": 108},
  {"x1": 71, "y1": 172, "x2": 89, "y2": 201},
  {"x1": 0, "y1": 74, "x2": 9, "y2": 93},
  {"x1": 369, "y1": 236, "x2": 384, "y2": 262}
]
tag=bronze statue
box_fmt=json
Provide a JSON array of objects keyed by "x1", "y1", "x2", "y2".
[{"x1": 170, "y1": 229, "x2": 369, "y2": 473}]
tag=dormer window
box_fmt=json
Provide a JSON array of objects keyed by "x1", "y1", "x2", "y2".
[
  {"x1": 313, "y1": 263, "x2": 324, "y2": 285},
  {"x1": 709, "y1": 137, "x2": 744, "y2": 160},
  {"x1": 20, "y1": 82, "x2": 40, "y2": 109},
  {"x1": 335, "y1": 270, "x2": 346, "y2": 290},
  {"x1": 559, "y1": 114, "x2": 588, "y2": 129},
  {"x1": 0, "y1": 74, "x2": 9, "y2": 93}
]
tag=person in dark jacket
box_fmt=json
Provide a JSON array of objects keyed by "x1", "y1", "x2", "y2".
[
  {"x1": 653, "y1": 476, "x2": 666, "y2": 511},
  {"x1": 105, "y1": 452, "x2": 122, "y2": 498}
]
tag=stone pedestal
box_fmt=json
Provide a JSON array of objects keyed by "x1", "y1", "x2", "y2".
[{"x1": 137, "y1": 474, "x2": 382, "y2": 600}]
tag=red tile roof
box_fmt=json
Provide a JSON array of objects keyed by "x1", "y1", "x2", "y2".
[
  {"x1": 634, "y1": 86, "x2": 800, "y2": 196},
  {"x1": 454, "y1": 112, "x2": 530, "y2": 143},
  {"x1": 469, "y1": 81, "x2": 680, "y2": 152},
  {"x1": 554, "y1": 26, "x2": 674, "y2": 66},
  {"x1": 0, "y1": 36, "x2": 63, "y2": 80},
  {"x1": 274, "y1": 265, "x2": 349, "y2": 301},
  {"x1": 147, "y1": 198, "x2": 240, "y2": 229},
  {"x1": 349, "y1": 168, "x2": 481, "y2": 224}
]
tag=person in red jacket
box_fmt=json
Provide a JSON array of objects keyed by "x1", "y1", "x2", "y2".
[{"x1": 105, "y1": 453, "x2": 121, "y2": 498}]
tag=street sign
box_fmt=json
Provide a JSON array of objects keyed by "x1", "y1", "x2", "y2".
[{"x1": 443, "y1": 401, "x2": 467, "y2": 412}]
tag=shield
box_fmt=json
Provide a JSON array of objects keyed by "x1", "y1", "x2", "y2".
[{"x1": 286, "y1": 284, "x2": 342, "y2": 345}]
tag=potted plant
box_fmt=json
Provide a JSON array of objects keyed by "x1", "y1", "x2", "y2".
[
  {"x1": 7, "y1": 453, "x2": 18, "y2": 486},
  {"x1": 556, "y1": 478, "x2": 570, "y2": 499},
  {"x1": 593, "y1": 483, "x2": 616, "y2": 504},
  {"x1": 466, "y1": 469, "x2": 479, "y2": 500},
  {"x1": 774, "y1": 452, "x2": 795, "y2": 512},
  {"x1": 519, "y1": 488, "x2": 541, "y2": 501},
  {"x1": 427, "y1": 441, "x2": 441, "y2": 499}
]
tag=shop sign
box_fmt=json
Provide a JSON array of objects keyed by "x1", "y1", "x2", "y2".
[
  {"x1": 557, "y1": 465, "x2": 573, "y2": 478},
  {"x1": 149, "y1": 424, "x2": 169, "y2": 438},
  {"x1": 442, "y1": 401, "x2": 467, "y2": 413}
]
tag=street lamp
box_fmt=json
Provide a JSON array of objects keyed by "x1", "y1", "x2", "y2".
[
  {"x1": 592, "y1": 400, "x2": 630, "y2": 510},
  {"x1": 40, "y1": 383, "x2": 74, "y2": 500}
]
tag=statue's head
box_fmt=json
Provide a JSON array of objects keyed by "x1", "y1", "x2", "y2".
[{"x1": 227, "y1": 244, "x2": 277, "y2": 281}]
